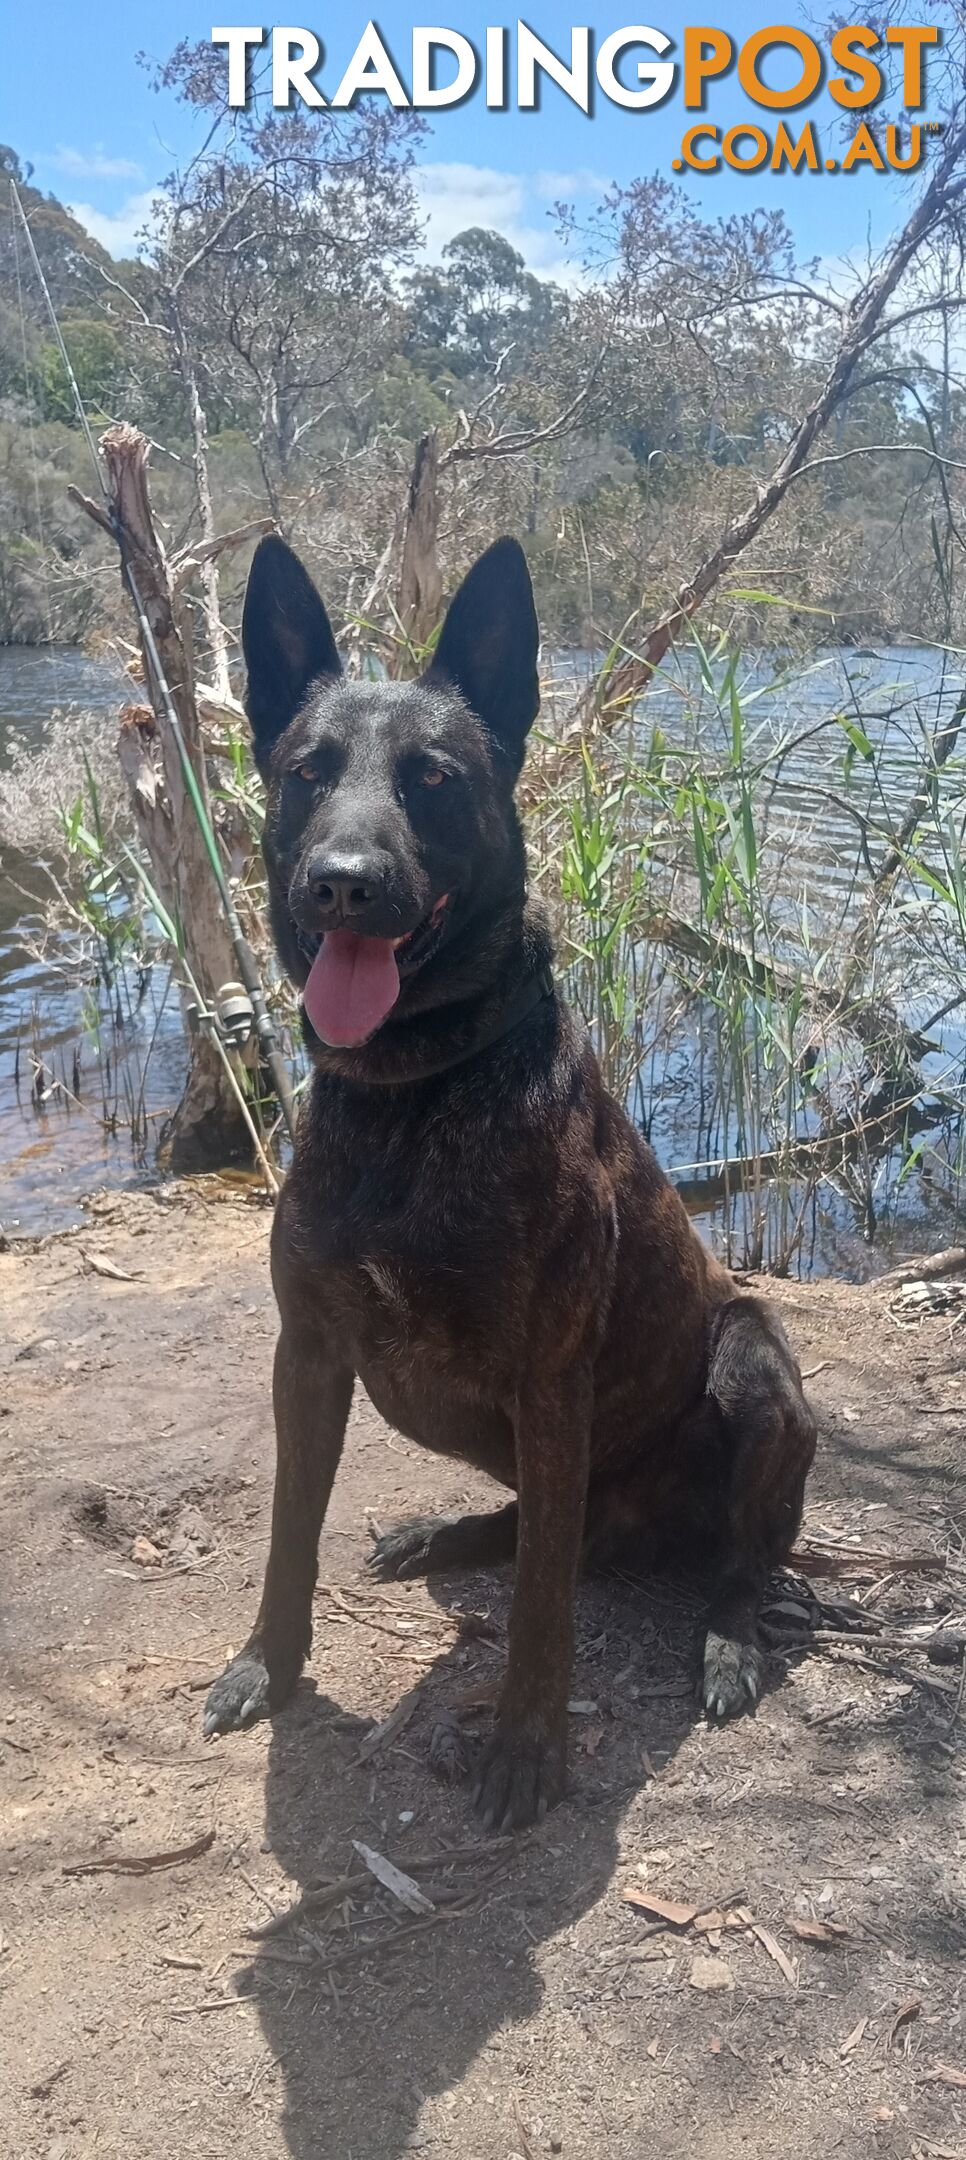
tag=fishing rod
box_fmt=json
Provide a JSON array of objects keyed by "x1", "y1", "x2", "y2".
[{"x1": 10, "y1": 179, "x2": 298, "y2": 1146}]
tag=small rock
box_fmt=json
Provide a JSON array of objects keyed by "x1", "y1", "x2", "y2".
[
  {"x1": 131, "y1": 1536, "x2": 162, "y2": 1568},
  {"x1": 690, "y1": 1955, "x2": 735, "y2": 1993}
]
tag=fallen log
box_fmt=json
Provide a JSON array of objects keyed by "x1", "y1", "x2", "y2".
[
  {"x1": 874, "y1": 1246, "x2": 966, "y2": 1291},
  {"x1": 633, "y1": 904, "x2": 932, "y2": 1074}
]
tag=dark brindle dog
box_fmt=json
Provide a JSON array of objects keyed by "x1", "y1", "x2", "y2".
[{"x1": 204, "y1": 534, "x2": 817, "y2": 1829}]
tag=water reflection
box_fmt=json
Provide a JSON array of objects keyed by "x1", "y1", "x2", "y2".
[{"x1": 0, "y1": 647, "x2": 187, "y2": 1233}]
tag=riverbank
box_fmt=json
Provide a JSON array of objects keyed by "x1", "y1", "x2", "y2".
[{"x1": 2, "y1": 1187, "x2": 965, "y2": 2159}]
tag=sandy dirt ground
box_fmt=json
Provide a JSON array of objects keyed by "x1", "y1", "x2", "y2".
[{"x1": 2, "y1": 1185, "x2": 966, "y2": 2160}]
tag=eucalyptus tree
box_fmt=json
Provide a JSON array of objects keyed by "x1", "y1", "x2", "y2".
[{"x1": 109, "y1": 43, "x2": 425, "y2": 692}]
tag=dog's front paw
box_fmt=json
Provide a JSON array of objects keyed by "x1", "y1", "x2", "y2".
[
  {"x1": 203, "y1": 1646, "x2": 277, "y2": 1736},
  {"x1": 702, "y1": 1630, "x2": 762, "y2": 1721},
  {"x1": 368, "y1": 1515, "x2": 445, "y2": 1580},
  {"x1": 472, "y1": 1723, "x2": 566, "y2": 1832},
  {"x1": 429, "y1": 1712, "x2": 473, "y2": 1785}
]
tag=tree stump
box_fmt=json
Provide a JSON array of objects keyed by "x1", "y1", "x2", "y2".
[{"x1": 77, "y1": 423, "x2": 255, "y2": 1171}]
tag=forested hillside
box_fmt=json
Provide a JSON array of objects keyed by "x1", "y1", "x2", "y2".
[{"x1": 1, "y1": 36, "x2": 964, "y2": 661}]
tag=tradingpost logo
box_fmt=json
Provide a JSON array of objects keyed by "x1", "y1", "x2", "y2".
[{"x1": 211, "y1": 21, "x2": 942, "y2": 175}]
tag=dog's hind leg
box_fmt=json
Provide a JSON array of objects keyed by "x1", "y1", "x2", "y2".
[
  {"x1": 204, "y1": 1326, "x2": 353, "y2": 1735},
  {"x1": 370, "y1": 1502, "x2": 519, "y2": 1581},
  {"x1": 703, "y1": 1296, "x2": 817, "y2": 1720}
]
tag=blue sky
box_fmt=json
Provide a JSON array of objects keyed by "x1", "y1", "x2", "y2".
[{"x1": 1, "y1": 5, "x2": 930, "y2": 277}]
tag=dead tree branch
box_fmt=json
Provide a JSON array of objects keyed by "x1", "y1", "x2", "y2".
[
  {"x1": 171, "y1": 515, "x2": 276, "y2": 590},
  {"x1": 579, "y1": 120, "x2": 966, "y2": 729}
]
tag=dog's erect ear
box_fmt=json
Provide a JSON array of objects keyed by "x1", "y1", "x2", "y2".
[
  {"x1": 242, "y1": 535, "x2": 341, "y2": 761},
  {"x1": 426, "y1": 538, "x2": 539, "y2": 771}
]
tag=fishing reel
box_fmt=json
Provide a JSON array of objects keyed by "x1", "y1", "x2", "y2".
[{"x1": 215, "y1": 981, "x2": 255, "y2": 1048}]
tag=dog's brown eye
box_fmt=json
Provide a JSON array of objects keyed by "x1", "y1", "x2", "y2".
[
  {"x1": 422, "y1": 767, "x2": 446, "y2": 788},
  {"x1": 297, "y1": 765, "x2": 318, "y2": 784}
]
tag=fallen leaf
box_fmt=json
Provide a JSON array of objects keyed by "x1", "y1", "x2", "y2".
[
  {"x1": 351, "y1": 1841, "x2": 434, "y2": 1916},
  {"x1": 693, "y1": 1908, "x2": 743, "y2": 1935},
  {"x1": 82, "y1": 1251, "x2": 139, "y2": 1282},
  {"x1": 623, "y1": 1891, "x2": 698, "y2": 1928},
  {"x1": 788, "y1": 1918, "x2": 852, "y2": 1946},
  {"x1": 840, "y1": 2017, "x2": 868, "y2": 2058},
  {"x1": 646, "y1": 2039, "x2": 659, "y2": 2060},
  {"x1": 579, "y1": 1722, "x2": 606, "y2": 1757},
  {"x1": 690, "y1": 1955, "x2": 735, "y2": 1993},
  {"x1": 710, "y1": 2035, "x2": 722, "y2": 2055},
  {"x1": 920, "y1": 2062, "x2": 966, "y2": 2090},
  {"x1": 749, "y1": 1922, "x2": 798, "y2": 1986},
  {"x1": 889, "y1": 1997, "x2": 922, "y2": 2049}
]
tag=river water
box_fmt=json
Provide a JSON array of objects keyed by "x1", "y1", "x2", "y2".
[
  {"x1": 2, "y1": 642, "x2": 966, "y2": 1269},
  {"x1": 0, "y1": 647, "x2": 189, "y2": 1234}
]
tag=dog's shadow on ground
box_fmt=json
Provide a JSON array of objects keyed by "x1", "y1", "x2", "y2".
[{"x1": 243, "y1": 1562, "x2": 780, "y2": 2160}]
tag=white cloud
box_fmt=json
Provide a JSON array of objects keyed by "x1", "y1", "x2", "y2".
[
  {"x1": 414, "y1": 162, "x2": 584, "y2": 284},
  {"x1": 532, "y1": 166, "x2": 610, "y2": 202},
  {"x1": 53, "y1": 145, "x2": 144, "y2": 182},
  {"x1": 415, "y1": 162, "x2": 526, "y2": 253},
  {"x1": 67, "y1": 189, "x2": 159, "y2": 258},
  {"x1": 67, "y1": 156, "x2": 593, "y2": 279}
]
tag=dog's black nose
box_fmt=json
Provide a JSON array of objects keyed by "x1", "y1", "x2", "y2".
[{"x1": 305, "y1": 852, "x2": 379, "y2": 917}]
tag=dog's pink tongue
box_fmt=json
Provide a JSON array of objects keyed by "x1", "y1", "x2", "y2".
[{"x1": 303, "y1": 930, "x2": 400, "y2": 1048}]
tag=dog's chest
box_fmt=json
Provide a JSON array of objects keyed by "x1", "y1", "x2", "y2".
[
  {"x1": 293, "y1": 1089, "x2": 534, "y2": 1380},
  {"x1": 303, "y1": 1242, "x2": 509, "y2": 1421}
]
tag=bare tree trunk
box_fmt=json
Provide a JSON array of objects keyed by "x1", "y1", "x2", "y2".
[
  {"x1": 394, "y1": 429, "x2": 442, "y2": 671},
  {"x1": 527, "y1": 455, "x2": 540, "y2": 536},
  {"x1": 168, "y1": 293, "x2": 232, "y2": 703},
  {"x1": 255, "y1": 421, "x2": 283, "y2": 532},
  {"x1": 390, "y1": 354, "x2": 607, "y2": 677},
  {"x1": 580, "y1": 118, "x2": 966, "y2": 729},
  {"x1": 72, "y1": 424, "x2": 254, "y2": 1171}
]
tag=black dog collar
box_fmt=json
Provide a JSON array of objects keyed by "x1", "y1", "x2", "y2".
[
  {"x1": 313, "y1": 963, "x2": 556, "y2": 1087},
  {"x1": 414, "y1": 963, "x2": 555, "y2": 1081}
]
